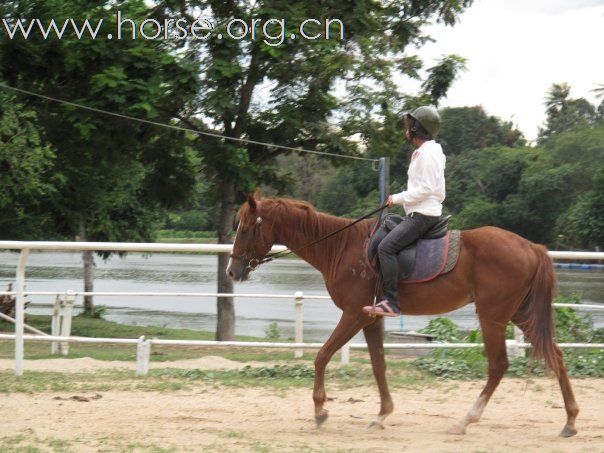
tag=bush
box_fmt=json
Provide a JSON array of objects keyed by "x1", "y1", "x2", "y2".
[
  {"x1": 264, "y1": 322, "x2": 281, "y2": 340},
  {"x1": 419, "y1": 318, "x2": 461, "y2": 342},
  {"x1": 413, "y1": 296, "x2": 604, "y2": 379}
]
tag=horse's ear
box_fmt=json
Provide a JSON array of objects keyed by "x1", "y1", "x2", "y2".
[{"x1": 247, "y1": 193, "x2": 257, "y2": 211}]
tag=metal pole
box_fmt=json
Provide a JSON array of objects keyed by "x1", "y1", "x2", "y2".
[
  {"x1": 14, "y1": 248, "x2": 30, "y2": 376},
  {"x1": 379, "y1": 157, "x2": 390, "y2": 207}
]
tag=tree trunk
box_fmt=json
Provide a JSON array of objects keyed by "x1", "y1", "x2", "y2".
[
  {"x1": 216, "y1": 179, "x2": 236, "y2": 340},
  {"x1": 78, "y1": 221, "x2": 95, "y2": 315},
  {"x1": 83, "y1": 250, "x2": 94, "y2": 314}
]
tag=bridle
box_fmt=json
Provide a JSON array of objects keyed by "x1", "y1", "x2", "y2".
[
  {"x1": 229, "y1": 200, "x2": 272, "y2": 272},
  {"x1": 230, "y1": 200, "x2": 389, "y2": 274}
]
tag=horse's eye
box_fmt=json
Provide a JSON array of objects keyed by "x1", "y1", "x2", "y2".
[{"x1": 241, "y1": 228, "x2": 249, "y2": 235}]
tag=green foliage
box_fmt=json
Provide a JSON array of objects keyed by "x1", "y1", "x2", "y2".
[
  {"x1": 0, "y1": 0, "x2": 201, "y2": 243},
  {"x1": 538, "y1": 83, "x2": 598, "y2": 143},
  {"x1": 414, "y1": 301, "x2": 604, "y2": 379},
  {"x1": 238, "y1": 364, "x2": 314, "y2": 380},
  {"x1": 553, "y1": 294, "x2": 600, "y2": 343},
  {"x1": 555, "y1": 166, "x2": 604, "y2": 249},
  {"x1": 264, "y1": 322, "x2": 282, "y2": 340},
  {"x1": 438, "y1": 106, "x2": 525, "y2": 155},
  {"x1": 164, "y1": 211, "x2": 210, "y2": 232},
  {"x1": 421, "y1": 55, "x2": 468, "y2": 106},
  {"x1": 80, "y1": 305, "x2": 108, "y2": 320},
  {"x1": 317, "y1": 171, "x2": 359, "y2": 216},
  {"x1": 0, "y1": 88, "x2": 58, "y2": 239},
  {"x1": 419, "y1": 318, "x2": 461, "y2": 342}
]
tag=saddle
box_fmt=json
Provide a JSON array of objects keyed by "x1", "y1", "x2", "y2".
[{"x1": 364, "y1": 213, "x2": 461, "y2": 283}]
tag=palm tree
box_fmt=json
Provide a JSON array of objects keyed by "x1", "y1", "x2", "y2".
[
  {"x1": 592, "y1": 84, "x2": 604, "y2": 117},
  {"x1": 591, "y1": 83, "x2": 604, "y2": 100},
  {"x1": 544, "y1": 82, "x2": 571, "y2": 115}
]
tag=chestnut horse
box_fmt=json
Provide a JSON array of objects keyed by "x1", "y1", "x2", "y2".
[{"x1": 227, "y1": 195, "x2": 579, "y2": 437}]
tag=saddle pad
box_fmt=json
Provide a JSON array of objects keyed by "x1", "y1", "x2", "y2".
[
  {"x1": 403, "y1": 230, "x2": 460, "y2": 283},
  {"x1": 364, "y1": 227, "x2": 461, "y2": 284}
]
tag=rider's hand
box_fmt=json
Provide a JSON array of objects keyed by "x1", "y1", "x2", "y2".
[{"x1": 386, "y1": 195, "x2": 394, "y2": 207}]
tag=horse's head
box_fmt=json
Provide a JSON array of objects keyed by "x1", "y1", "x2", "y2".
[{"x1": 227, "y1": 194, "x2": 276, "y2": 281}]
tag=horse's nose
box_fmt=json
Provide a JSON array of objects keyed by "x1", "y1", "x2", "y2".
[{"x1": 226, "y1": 262, "x2": 235, "y2": 279}]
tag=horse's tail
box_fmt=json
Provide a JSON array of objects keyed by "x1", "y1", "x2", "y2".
[{"x1": 522, "y1": 244, "x2": 560, "y2": 370}]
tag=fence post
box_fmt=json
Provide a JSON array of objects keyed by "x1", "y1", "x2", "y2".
[
  {"x1": 60, "y1": 290, "x2": 75, "y2": 356},
  {"x1": 340, "y1": 342, "x2": 350, "y2": 365},
  {"x1": 294, "y1": 291, "x2": 304, "y2": 358},
  {"x1": 506, "y1": 339, "x2": 523, "y2": 359},
  {"x1": 513, "y1": 326, "x2": 524, "y2": 344},
  {"x1": 14, "y1": 248, "x2": 30, "y2": 376},
  {"x1": 514, "y1": 325, "x2": 526, "y2": 358},
  {"x1": 136, "y1": 336, "x2": 151, "y2": 376},
  {"x1": 51, "y1": 295, "x2": 62, "y2": 355}
]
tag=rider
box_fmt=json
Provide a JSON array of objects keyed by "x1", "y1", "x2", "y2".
[{"x1": 362, "y1": 106, "x2": 445, "y2": 317}]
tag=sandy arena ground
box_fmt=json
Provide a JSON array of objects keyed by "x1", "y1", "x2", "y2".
[{"x1": 0, "y1": 358, "x2": 603, "y2": 452}]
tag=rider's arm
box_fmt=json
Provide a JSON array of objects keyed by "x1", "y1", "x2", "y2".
[{"x1": 391, "y1": 152, "x2": 442, "y2": 205}]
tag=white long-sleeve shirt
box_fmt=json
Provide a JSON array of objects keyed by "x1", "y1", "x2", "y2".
[{"x1": 391, "y1": 140, "x2": 446, "y2": 216}]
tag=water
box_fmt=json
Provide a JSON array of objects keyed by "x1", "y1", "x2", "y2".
[{"x1": 0, "y1": 251, "x2": 602, "y2": 341}]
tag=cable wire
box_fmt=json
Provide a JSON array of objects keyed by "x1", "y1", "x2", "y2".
[{"x1": 0, "y1": 83, "x2": 378, "y2": 163}]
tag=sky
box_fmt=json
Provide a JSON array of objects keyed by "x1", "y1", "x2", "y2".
[{"x1": 414, "y1": 0, "x2": 604, "y2": 141}]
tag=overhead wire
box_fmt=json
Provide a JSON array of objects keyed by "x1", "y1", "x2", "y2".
[{"x1": 0, "y1": 83, "x2": 379, "y2": 163}]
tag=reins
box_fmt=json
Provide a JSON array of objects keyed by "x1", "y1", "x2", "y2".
[{"x1": 257, "y1": 203, "x2": 389, "y2": 266}]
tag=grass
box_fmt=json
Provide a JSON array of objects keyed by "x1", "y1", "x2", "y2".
[
  {"x1": 0, "y1": 432, "x2": 180, "y2": 453},
  {"x1": 0, "y1": 356, "x2": 433, "y2": 394}
]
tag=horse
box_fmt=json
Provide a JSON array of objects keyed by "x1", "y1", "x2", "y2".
[{"x1": 226, "y1": 195, "x2": 579, "y2": 437}]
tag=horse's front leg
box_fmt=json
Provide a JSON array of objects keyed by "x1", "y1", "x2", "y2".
[
  {"x1": 313, "y1": 310, "x2": 368, "y2": 426},
  {"x1": 363, "y1": 317, "x2": 394, "y2": 429}
]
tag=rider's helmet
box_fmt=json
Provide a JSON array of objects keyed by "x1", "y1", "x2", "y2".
[{"x1": 406, "y1": 105, "x2": 441, "y2": 139}]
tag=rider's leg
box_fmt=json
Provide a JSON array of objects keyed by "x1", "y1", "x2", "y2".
[{"x1": 367, "y1": 213, "x2": 439, "y2": 316}]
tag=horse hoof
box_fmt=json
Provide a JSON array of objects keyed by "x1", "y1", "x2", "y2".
[
  {"x1": 368, "y1": 421, "x2": 385, "y2": 430},
  {"x1": 447, "y1": 424, "x2": 466, "y2": 435},
  {"x1": 559, "y1": 425, "x2": 577, "y2": 438},
  {"x1": 315, "y1": 410, "x2": 329, "y2": 427}
]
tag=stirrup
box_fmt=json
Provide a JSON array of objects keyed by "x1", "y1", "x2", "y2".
[{"x1": 362, "y1": 300, "x2": 401, "y2": 318}]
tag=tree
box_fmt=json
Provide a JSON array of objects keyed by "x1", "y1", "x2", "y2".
[
  {"x1": 0, "y1": 87, "x2": 57, "y2": 239},
  {"x1": 555, "y1": 166, "x2": 604, "y2": 249},
  {"x1": 0, "y1": 0, "x2": 200, "y2": 313},
  {"x1": 538, "y1": 83, "x2": 597, "y2": 143},
  {"x1": 157, "y1": 0, "x2": 474, "y2": 339},
  {"x1": 592, "y1": 83, "x2": 604, "y2": 119},
  {"x1": 438, "y1": 106, "x2": 525, "y2": 155},
  {"x1": 445, "y1": 146, "x2": 530, "y2": 218}
]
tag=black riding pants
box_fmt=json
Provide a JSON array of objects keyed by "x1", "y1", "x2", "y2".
[{"x1": 378, "y1": 213, "x2": 441, "y2": 304}]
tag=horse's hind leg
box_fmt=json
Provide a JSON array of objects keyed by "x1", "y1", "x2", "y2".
[
  {"x1": 313, "y1": 311, "x2": 369, "y2": 426},
  {"x1": 363, "y1": 317, "x2": 394, "y2": 429},
  {"x1": 550, "y1": 344, "x2": 579, "y2": 437},
  {"x1": 512, "y1": 314, "x2": 579, "y2": 437},
  {"x1": 448, "y1": 321, "x2": 508, "y2": 435}
]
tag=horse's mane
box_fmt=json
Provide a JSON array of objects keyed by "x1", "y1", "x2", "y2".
[
  {"x1": 237, "y1": 197, "x2": 316, "y2": 221},
  {"x1": 237, "y1": 197, "x2": 371, "y2": 237}
]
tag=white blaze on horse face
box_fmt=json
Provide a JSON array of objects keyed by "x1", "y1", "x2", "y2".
[{"x1": 227, "y1": 220, "x2": 243, "y2": 275}]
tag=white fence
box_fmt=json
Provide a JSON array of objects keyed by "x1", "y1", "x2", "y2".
[{"x1": 0, "y1": 241, "x2": 603, "y2": 376}]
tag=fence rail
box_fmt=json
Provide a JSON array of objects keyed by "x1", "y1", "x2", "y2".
[{"x1": 0, "y1": 241, "x2": 602, "y2": 376}]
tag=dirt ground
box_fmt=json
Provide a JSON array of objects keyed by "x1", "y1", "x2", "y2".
[{"x1": 1, "y1": 358, "x2": 603, "y2": 452}]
